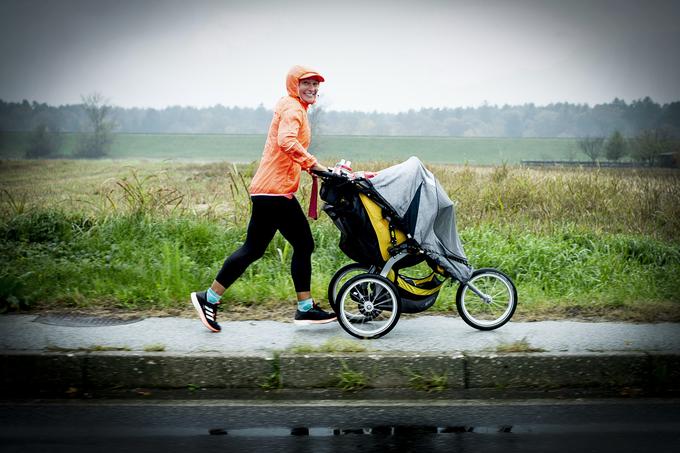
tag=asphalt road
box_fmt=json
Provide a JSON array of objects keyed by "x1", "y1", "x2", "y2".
[{"x1": 1, "y1": 398, "x2": 679, "y2": 452}]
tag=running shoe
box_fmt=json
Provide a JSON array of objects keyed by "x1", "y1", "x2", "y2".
[
  {"x1": 190, "y1": 290, "x2": 221, "y2": 332},
  {"x1": 294, "y1": 303, "x2": 337, "y2": 325}
]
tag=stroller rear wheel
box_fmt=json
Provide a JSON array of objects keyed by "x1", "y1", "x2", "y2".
[
  {"x1": 327, "y1": 263, "x2": 371, "y2": 312},
  {"x1": 336, "y1": 274, "x2": 401, "y2": 339},
  {"x1": 456, "y1": 268, "x2": 517, "y2": 330}
]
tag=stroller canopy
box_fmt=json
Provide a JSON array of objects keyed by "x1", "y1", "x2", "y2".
[{"x1": 368, "y1": 156, "x2": 472, "y2": 282}]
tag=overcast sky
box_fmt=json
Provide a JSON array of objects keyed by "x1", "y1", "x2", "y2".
[{"x1": 1, "y1": 0, "x2": 679, "y2": 112}]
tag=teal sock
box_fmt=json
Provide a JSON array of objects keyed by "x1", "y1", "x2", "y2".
[
  {"x1": 206, "y1": 288, "x2": 221, "y2": 304},
  {"x1": 298, "y1": 298, "x2": 313, "y2": 312}
]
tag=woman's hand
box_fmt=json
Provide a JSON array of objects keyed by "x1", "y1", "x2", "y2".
[{"x1": 310, "y1": 163, "x2": 330, "y2": 173}]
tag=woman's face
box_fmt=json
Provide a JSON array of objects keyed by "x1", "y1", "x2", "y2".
[{"x1": 298, "y1": 78, "x2": 320, "y2": 104}]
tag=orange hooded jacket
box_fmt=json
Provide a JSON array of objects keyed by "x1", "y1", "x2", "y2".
[{"x1": 249, "y1": 65, "x2": 324, "y2": 196}]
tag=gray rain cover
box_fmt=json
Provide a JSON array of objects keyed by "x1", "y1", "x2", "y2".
[{"x1": 368, "y1": 156, "x2": 472, "y2": 282}]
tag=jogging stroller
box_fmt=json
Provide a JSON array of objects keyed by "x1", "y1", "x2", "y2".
[{"x1": 314, "y1": 157, "x2": 517, "y2": 339}]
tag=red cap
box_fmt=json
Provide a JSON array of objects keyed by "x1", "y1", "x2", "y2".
[{"x1": 299, "y1": 71, "x2": 325, "y2": 82}]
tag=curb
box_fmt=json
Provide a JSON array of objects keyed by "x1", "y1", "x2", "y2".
[
  {"x1": 279, "y1": 353, "x2": 465, "y2": 389},
  {"x1": 2, "y1": 351, "x2": 679, "y2": 395}
]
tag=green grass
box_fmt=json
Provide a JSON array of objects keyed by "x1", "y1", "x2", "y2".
[
  {"x1": 494, "y1": 338, "x2": 546, "y2": 353},
  {"x1": 260, "y1": 352, "x2": 282, "y2": 390},
  {"x1": 1, "y1": 132, "x2": 580, "y2": 164},
  {"x1": 408, "y1": 371, "x2": 449, "y2": 392},
  {"x1": 289, "y1": 337, "x2": 368, "y2": 354},
  {"x1": 1, "y1": 206, "x2": 677, "y2": 320},
  {"x1": 0, "y1": 159, "x2": 678, "y2": 321},
  {"x1": 336, "y1": 361, "x2": 367, "y2": 391},
  {"x1": 143, "y1": 343, "x2": 166, "y2": 352}
]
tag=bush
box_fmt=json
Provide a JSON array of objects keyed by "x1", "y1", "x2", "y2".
[
  {"x1": 0, "y1": 210, "x2": 89, "y2": 243},
  {"x1": 632, "y1": 129, "x2": 673, "y2": 166},
  {"x1": 25, "y1": 124, "x2": 61, "y2": 158},
  {"x1": 605, "y1": 130, "x2": 627, "y2": 162}
]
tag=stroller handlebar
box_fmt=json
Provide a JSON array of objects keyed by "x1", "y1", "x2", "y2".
[{"x1": 310, "y1": 169, "x2": 349, "y2": 180}]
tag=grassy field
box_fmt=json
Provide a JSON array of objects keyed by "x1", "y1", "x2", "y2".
[
  {"x1": 1, "y1": 131, "x2": 580, "y2": 164},
  {"x1": 1, "y1": 158, "x2": 678, "y2": 322}
]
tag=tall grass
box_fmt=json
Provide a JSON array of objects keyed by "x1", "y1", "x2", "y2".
[
  {"x1": 437, "y1": 164, "x2": 680, "y2": 241},
  {"x1": 2, "y1": 160, "x2": 678, "y2": 240},
  {"x1": 0, "y1": 159, "x2": 678, "y2": 320}
]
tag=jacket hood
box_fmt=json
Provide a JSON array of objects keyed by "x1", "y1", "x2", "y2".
[{"x1": 286, "y1": 65, "x2": 324, "y2": 105}]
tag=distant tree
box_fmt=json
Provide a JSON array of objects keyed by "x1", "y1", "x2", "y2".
[
  {"x1": 625, "y1": 96, "x2": 662, "y2": 133},
  {"x1": 659, "y1": 101, "x2": 680, "y2": 137},
  {"x1": 25, "y1": 123, "x2": 61, "y2": 158},
  {"x1": 75, "y1": 92, "x2": 115, "y2": 158},
  {"x1": 577, "y1": 136, "x2": 605, "y2": 162},
  {"x1": 444, "y1": 117, "x2": 466, "y2": 137},
  {"x1": 631, "y1": 128, "x2": 672, "y2": 166},
  {"x1": 605, "y1": 130, "x2": 627, "y2": 162},
  {"x1": 503, "y1": 111, "x2": 524, "y2": 138}
]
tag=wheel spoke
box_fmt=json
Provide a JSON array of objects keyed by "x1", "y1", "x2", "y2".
[
  {"x1": 370, "y1": 284, "x2": 385, "y2": 301},
  {"x1": 373, "y1": 293, "x2": 394, "y2": 308},
  {"x1": 488, "y1": 302, "x2": 508, "y2": 311},
  {"x1": 489, "y1": 287, "x2": 508, "y2": 299}
]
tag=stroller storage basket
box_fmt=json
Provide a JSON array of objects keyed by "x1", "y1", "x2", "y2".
[{"x1": 393, "y1": 271, "x2": 445, "y2": 313}]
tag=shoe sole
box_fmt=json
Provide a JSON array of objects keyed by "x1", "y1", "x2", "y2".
[
  {"x1": 191, "y1": 292, "x2": 220, "y2": 333},
  {"x1": 293, "y1": 317, "x2": 337, "y2": 326}
]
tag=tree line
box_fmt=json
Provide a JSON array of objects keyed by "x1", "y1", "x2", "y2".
[
  {"x1": 3, "y1": 94, "x2": 679, "y2": 164},
  {"x1": 1, "y1": 96, "x2": 679, "y2": 139}
]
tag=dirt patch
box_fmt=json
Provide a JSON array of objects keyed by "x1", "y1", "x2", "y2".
[
  {"x1": 23, "y1": 301, "x2": 302, "y2": 323},
  {"x1": 11, "y1": 300, "x2": 680, "y2": 324}
]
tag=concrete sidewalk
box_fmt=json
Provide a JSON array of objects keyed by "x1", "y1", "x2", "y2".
[{"x1": 1, "y1": 314, "x2": 679, "y2": 395}]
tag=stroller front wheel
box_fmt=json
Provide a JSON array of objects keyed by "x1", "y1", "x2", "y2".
[
  {"x1": 456, "y1": 268, "x2": 517, "y2": 330},
  {"x1": 336, "y1": 274, "x2": 402, "y2": 339}
]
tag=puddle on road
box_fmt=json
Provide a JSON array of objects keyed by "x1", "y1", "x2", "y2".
[
  {"x1": 209, "y1": 425, "x2": 512, "y2": 436},
  {"x1": 209, "y1": 423, "x2": 679, "y2": 437}
]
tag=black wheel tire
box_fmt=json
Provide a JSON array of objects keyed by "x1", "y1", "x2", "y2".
[
  {"x1": 456, "y1": 268, "x2": 517, "y2": 331},
  {"x1": 336, "y1": 273, "x2": 402, "y2": 340},
  {"x1": 327, "y1": 263, "x2": 370, "y2": 313}
]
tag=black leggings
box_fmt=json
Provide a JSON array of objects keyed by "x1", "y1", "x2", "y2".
[{"x1": 215, "y1": 196, "x2": 314, "y2": 292}]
